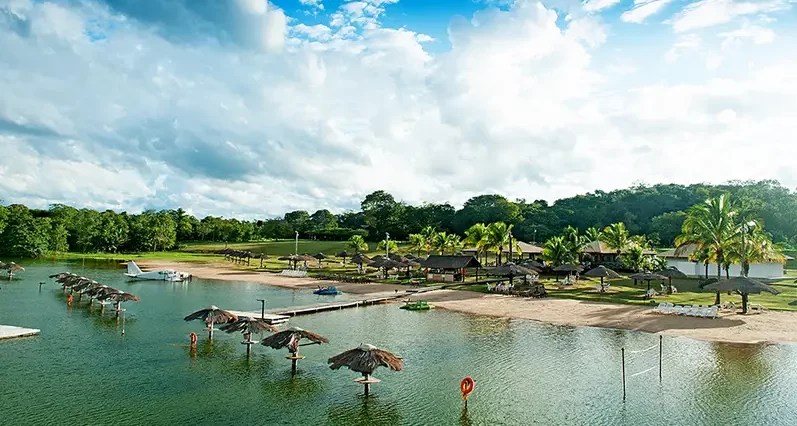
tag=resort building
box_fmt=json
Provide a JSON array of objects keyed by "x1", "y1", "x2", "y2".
[
  {"x1": 462, "y1": 241, "x2": 543, "y2": 260},
  {"x1": 583, "y1": 240, "x2": 657, "y2": 263},
  {"x1": 421, "y1": 255, "x2": 483, "y2": 283},
  {"x1": 659, "y1": 243, "x2": 791, "y2": 279}
]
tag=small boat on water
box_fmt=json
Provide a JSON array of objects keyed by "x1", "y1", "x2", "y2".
[
  {"x1": 314, "y1": 286, "x2": 341, "y2": 295},
  {"x1": 400, "y1": 300, "x2": 432, "y2": 311}
]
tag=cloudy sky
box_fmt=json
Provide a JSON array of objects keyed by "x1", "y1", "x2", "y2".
[{"x1": 1, "y1": 0, "x2": 796, "y2": 218}]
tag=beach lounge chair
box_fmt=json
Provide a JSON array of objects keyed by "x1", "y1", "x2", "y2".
[
  {"x1": 661, "y1": 303, "x2": 674, "y2": 314},
  {"x1": 706, "y1": 306, "x2": 719, "y2": 319},
  {"x1": 486, "y1": 283, "x2": 493, "y2": 292},
  {"x1": 653, "y1": 303, "x2": 666, "y2": 313}
]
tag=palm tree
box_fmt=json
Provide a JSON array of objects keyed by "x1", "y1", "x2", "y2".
[
  {"x1": 432, "y1": 232, "x2": 448, "y2": 255},
  {"x1": 443, "y1": 233, "x2": 462, "y2": 255},
  {"x1": 464, "y1": 223, "x2": 488, "y2": 264},
  {"x1": 563, "y1": 225, "x2": 588, "y2": 263},
  {"x1": 620, "y1": 244, "x2": 649, "y2": 272},
  {"x1": 485, "y1": 222, "x2": 517, "y2": 265},
  {"x1": 584, "y1": 227, "x2": 601, "y2": 242},
  {"x1": 420, "y1": 226, "x2": 437, "y2": 255},
  {"x1": 377, "y1": 239, "x2": 398, "y2": 254},
  {"x1": 542, "y1": 236, "x2": 576, "y2": 267},
  {"x1": 408, "y1": 233, "x2": 425, "y2": 257},
  {"x1": 676, "y1": 194, "x2": 737, "y2": 281},
  {"x1": 347, "y1": 235, "x2": 369, "y2": 254},
  {"x1": 725, "y1": 221, "x2": 784, "y2": 276},
  {"x1": 602, "y1": 222, "x2": 629, "y2": 255}
]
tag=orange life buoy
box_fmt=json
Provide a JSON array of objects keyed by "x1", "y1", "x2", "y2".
[
  {"x1": 460, "y1": 377, "x2": 475, "y2": 399},
  {"x1": 189, "y1": 332, "x2": 197, "y2": 346},
  {"x1": 67, "y1": 294, "x2": 73, "y2": 305}
]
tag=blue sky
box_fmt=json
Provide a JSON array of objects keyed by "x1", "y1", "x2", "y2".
[{"x1": 1, "y1": 0, "x2": 797, "y2": 218}]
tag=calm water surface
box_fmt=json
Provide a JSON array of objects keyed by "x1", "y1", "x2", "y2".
[{"x1": 2, "y1": 261, "x2": 797, "y2": 425}]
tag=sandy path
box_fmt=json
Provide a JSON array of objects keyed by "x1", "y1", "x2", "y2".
[{"x1": 139, "y1": 260, "x2": 797, "y2": 345}]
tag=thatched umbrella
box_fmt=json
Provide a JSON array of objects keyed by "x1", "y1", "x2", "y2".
[
  {"x1": 278, "y1": 255, "x2": 298, "y2": 270},
  {"x1": 629, "y1": 272, "x2": 668, "y2": 293},
  {"x1": 313, "y1": 253, "x2": 327, "y2": 267},
  {"x1": 296, "y1": 254, "x2": 316, "y2": 269},
  {"x1": 350, "y1": 253, "x2": 371, "y2": 273},
  {"x1": 221, "y1": 317, "x2": 278, "y2": 357},
  {"x1": 488, "y1": 263, "x2": 537, "y2": 285},
  {"x1": 553, "y1": 263, "x2": 583, "y2": 273},
  {"x1": 4, "y1": 262, "x2": 24, "y2": 280},
  {"x1": 655, "y1": 267, "x2": 687, "y2": 294},
  {"x1": 184, "y1": 305, "x2": 238, "y2": 340},
  {"x1": 328, "y1": 343, "x2": 404, "y2": 396},
  {"x1": 583, "y1": 266, "x2": 623, "y2": 291},
  {"x1": 105, "y1": 291, "x2": 140, "y2": 312},
  {"x1": 704, "y1": 277, "x2": 780, "y2": 314},
  {"x1": 261, "y1": 326, "x2": 329, "y2": 374},
  {"x1": 522, "y1": 259, "x2": 544, "y2": 270},
  {"x1": 337, "y1": 250, "x2": 350, "y2": 265},
  {"x1": 253, "y1": 253, "x2": 269, "y2": 268}
]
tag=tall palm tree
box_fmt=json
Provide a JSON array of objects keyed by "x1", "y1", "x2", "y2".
[
  {"x1": 420, "y1": 226, "x2": 437, "y2": 255},
  {"x1": 725, "y1": 221, "x2": 783, "y2": 276},
  {"x1": 676, "y1": 194, "x2": 737, "y2": 281},
  {"x1": 563, "y1": 225, "x2": 588, "y2": 263},
  {"x1": 485, "y1": 222, "x2": 517, "y2": 265},
  {"x1": 432, "y1": 232, "x2": 448, "y2": 255},
  {"x1": 408, "y1": 233, "x2": 425, "y2": 257},
  {"x1": 464, "y1": 223, "x2": 488, "y2": 264},
  {"x1": 620, "y1": 244, "x2": 649, "y2": 272},
  {"x1": 602, "y1": 222, "x2": 629, "y2": 255},
  {"x1": 347, "y1": 235, "x2": 369, "y2": 254},
  {"x1": 443, "y1": 233, "x2": 462, "y2": 255},
  {"x1": 584, "y1": 227, "x2": 602, "y2": 242},
  {"x1": 542, "y1": 236, "x2": 576, "y2": 267}
]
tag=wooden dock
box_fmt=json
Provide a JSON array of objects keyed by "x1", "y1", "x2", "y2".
[
  {"x1": 232, "y1": 286, "x2": 444, "y2": 323},
  {"x1": 268, "y1": 286, "x2": 443, "y2": 318},
  {"x1": 0, "y1": 325, "x2": 40, "y2": 340}
]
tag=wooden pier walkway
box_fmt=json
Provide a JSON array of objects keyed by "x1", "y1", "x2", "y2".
[
  {"x1": 231, "y1": 286, "x2": 443, "y2": 324},
  {"x1": 0, "y1": 325, "x2": 40, "y2": 340}
]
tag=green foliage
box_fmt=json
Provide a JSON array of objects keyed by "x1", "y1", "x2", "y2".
[
  {"x1": 542, "y1": 236, "x2": 576, "y2": 266},
  {"x1": 650, "y1": 211, "x2": 686, "y2": 246},
  {"x1": 485, "y1": 222, "x2": 517, "y2": 264},
  {"x1": 676, "y1": 194, "x2": 737, "y2": 278},
  {"x1": 408, "y1": 233, "x2": 425, "y2": 256},
  {"x1": 347, "y1": 235, "x2": 369, "y2": 253},
  {"x1": 602, "y1": 222, "x2": 629, "y2": 253},
  {"x1": 620, "y1": 244, "x2": 648, "y2": 272},
  {"x1": 562, "y1": 225, "x2": 588, "y2": 262},
  {"x1": 0, "y1": 205, "x2": 49, "y2": 257},
  {"x1": 376, "y1": 239, "x2": 399, "y2": 253}
]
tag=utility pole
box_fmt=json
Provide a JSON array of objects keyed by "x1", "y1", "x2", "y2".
[
  {"x1": 386, "y1": 232, "x2": 390, "y2": 258},
  {"x1": 295, "y1": 231, "x2": 299, "y2": 255},
  {"x1": 508, "y1": 231, "x2": 513, "y2": 263},
  {"x1": 257, "y1": 298, "x2": 266, "y2": 319}
]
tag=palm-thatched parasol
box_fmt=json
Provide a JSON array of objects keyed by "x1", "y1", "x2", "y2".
[
  {"x1": 350, "y1": 253, "x2": 370, "y2": 264},
  {"x1": 278, "y1": 254, "x2": 299, "y2": 270},
  {"x1": 654, "y1": 267, "x2": 687, "y2": 294},
  {"x1": 253, "y1": 253, "x2": 269, "y2": 268},
  {"x1": 261, "y1": 326, "x2": 329, "y2": 374},
  {"x1": 522, "y1": 259, "x2": 544, "y2": 270},
  {"x1": 3, "y1": 262, "x2": 24, "y2": 279},
  {"x1": 184, "y1": 305, "x2": 238, "y2": 340},
  {"x1": 488, "y1": 263, "x2": 537, "y2": 284},
  {"x1": 704, "y1": 277, "x2": 780, "y2": 314},
  {"x1": 584, "y1": 266, "x2": 623, "y2": 291},
  {"x1": 328, "y1": 343, "x2": 404, "y2": 396},
  {"x1": 221, "y1": 317, "x2": 278, "y2": 357},
  {"x1": 336, "y1": 250, "x2": 350, "y2": 265},
  {"x1": 313, "y1": 253, "x2": 327, "y2": 267},
  {"x1": 553, "y1": 263, "x2": 583, "y2": 273},
  {"x1": 106, "y1": 291, "x2": 140, "y2": 312},
  {"x1": 629, "y1": 272, "x2": 668, "y2": 292}
]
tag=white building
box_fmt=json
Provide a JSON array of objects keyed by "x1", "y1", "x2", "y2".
[{"x1": 659, "y1": 243, "x2": 791, "y2": 280}]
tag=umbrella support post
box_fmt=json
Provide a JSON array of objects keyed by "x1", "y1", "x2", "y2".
[
  {"x1": 354, "y1": 374, "x2": 380, "y2": 396},
  {"x1": 242, "y1": 332, "x2": 254, "y2": 358},
  {"x1": 287, "y1": 352, "x2": 305, "y2": 375},
  {"x1": 363, "y1": 374, "x2": 370, "y2": 396},
  {"x1": 659, "y1": 335, "x2": 662, "y2": 383},
  {"x1": 208, "y1": 320, "x2": 214, "y2": 340}
]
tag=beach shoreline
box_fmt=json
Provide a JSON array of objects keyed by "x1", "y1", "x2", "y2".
[{"x1": 139, "y1": 260, "x2": 797, "y2": 345}]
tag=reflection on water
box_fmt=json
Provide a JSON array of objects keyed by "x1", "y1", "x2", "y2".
[{"x1": 2, "y1": 262, "x2": 797, "y2": 425}]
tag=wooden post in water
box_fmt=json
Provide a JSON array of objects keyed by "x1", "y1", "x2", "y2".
[
  {"x1": 363, "y1": 373, "x2": 370, "y2": 396},
  {"x1": 286, "y1": 349, "x2": 305, "y2": 375},
  {"x1": 659, "y1": 335, "x2": 663, "y2": 383},
  {"x1": 621, "y1": 348, "x2": 626, "y2": 402}
]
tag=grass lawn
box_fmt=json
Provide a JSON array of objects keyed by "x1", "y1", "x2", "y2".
[{"x1": 454, "y1": 275, "x2": 797, "y2": 312}]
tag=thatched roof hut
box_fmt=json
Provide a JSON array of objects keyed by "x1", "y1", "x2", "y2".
[
  {"x1": 553, "y1": 263, "x2": 583, "y2": 273},
  {"x1": 421, "y1": 255, "x2": 482, "y2": 270}
]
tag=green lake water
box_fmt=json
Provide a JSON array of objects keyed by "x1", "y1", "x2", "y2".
[{"x1": 2, "y1": 261, "x2": 797, "y2": 425}]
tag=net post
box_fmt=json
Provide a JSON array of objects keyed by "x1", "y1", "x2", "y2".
[
  {"x1": 621, "y1": 347, "x2": 626, "y2": 402},
  {"x1": 659, "y1": 335, "x2": 663, "y2": 383}
]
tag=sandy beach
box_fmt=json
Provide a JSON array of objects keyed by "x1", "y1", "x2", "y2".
[{"x1": 140, "y1": 260, "x2": 797, "y2": 345}]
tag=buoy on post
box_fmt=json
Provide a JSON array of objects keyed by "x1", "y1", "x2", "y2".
[
  {"x1": 189, "y1": 332, "x2": 197, "y2": 347},
  {"x1": 460, "y1": 376, "x2": 475, "y2": 409},
  {"x1": 67, "y1": 294, "x2": 73, "y2": 306}
]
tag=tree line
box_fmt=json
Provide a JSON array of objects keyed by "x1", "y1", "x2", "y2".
[{"x1": 1, "y1": 180, "x2": 796, "y2": 257}]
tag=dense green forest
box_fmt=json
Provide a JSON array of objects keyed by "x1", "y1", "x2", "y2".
[{"x1": 1, "y1": 180, "x2": 796, "y2": 257}]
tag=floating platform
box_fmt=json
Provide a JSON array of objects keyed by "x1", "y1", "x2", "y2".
[{"x1": 0, "y1": 325, "x2": 40, "y2": 340}]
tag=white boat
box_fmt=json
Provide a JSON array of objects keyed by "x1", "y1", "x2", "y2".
[{"x1": 124, "y1": 261, "x2": 189, "y2": 282}]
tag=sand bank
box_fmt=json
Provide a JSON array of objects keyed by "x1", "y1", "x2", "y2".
[{"x1": 139, "y1": 260, "x2": 797, "y2": 345}]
